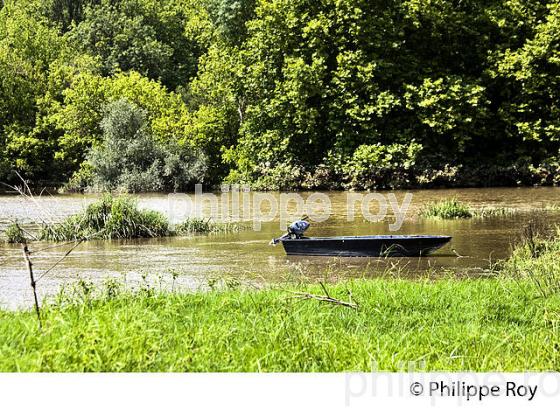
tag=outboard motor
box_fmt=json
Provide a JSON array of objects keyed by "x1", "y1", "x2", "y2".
[
  {"x1": 270, "y1": 218, "x2": 310, "y2": 245},
  {"x1": 287, "y1": 220, "x2": 310, "y2": 239}
]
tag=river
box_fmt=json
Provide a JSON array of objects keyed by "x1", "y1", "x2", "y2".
[{"x1": 1, "y1": 187, "x2": 559, "y2": 309}]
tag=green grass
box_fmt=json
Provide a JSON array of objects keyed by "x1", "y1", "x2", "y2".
[
  {"x1": 40, "y1": 194, "x2": 169, "y2": 241},
  {"x1": 473, "y1": 207, "x2": 517, "y2": 218},
  {"x1": 2, "y1": 221, "x2": 27, "y2": 243},
  {"x1": 3, "y1": 220, "x2": 559, "y2": 372},
  {"x1": 500, "y1": 225, "x2": 560, "y2": 298},
  {"x1": 420, "y1": 198, "x2": 473, "y2": 219},
  {"x1": 174, "y1": 218, "x2": 246, "y2": 234},
  {"x1": 0, "y1": 277, "x2": 559, "y2": 372}
]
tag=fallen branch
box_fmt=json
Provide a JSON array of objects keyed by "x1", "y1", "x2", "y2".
[{"x1": 287, "y1": 282, "x2": 358, "y2": 309}]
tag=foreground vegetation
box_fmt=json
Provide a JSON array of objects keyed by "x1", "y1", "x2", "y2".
[
  {"x1": 2, "y1": 0, "x2": 560, "y2": 190},
  {"x1": 2, "y1": 202, "x2": 559, "y2": 372},
  {"x1": 0, "y1": 276, "x2": 558, "y2": 372},
  {"x1": 2, "y1": 225, "x2": 560, "y2": 372}
]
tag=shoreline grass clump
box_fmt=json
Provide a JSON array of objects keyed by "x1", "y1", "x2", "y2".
[
  {"x1": 420, "y1": 198, "x2": 473, "y2": 219},
  {"x1": 473, "y1": 207, "x2": 517, "y2": 218},
  {"x1": 40, "y1": 194, "x2": 169, "y2": 241},
  {"x1": 174, "y1": 218, "x2": 246, "y2": 234},
  {"x1": 0, "y1": 276, "x2": 559, "y2": 371},
  {"x1": 3, "y1": 221, "x2": 27, "y2": 243},
  {"x1": 501, "y1": 219, "x2": 560, "y2": 298}
]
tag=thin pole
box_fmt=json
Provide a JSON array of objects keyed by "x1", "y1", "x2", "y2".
[{"x1": 22, "y1": 244, "x2": 42, "y2": 329}]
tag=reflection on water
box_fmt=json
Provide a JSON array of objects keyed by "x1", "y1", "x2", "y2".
[{"x1": 1, "y1": 187, "x2": 560, "y2": 309}]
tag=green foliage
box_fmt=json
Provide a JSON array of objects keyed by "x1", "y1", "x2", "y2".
[
  {"x1": 1, "y1": 276, "x2": 559, "y2": 371},
  {"x1": 501, "y1": 223, "x2": 560, "y2": 298},
  {"x1": 40, "y1": 194, "x2": 169, "y2": 241},
  {"x1": 404, "y1": 76, "x2": 489, "y2": 152},
  {"x1": 2, "y1": 0, "x2": 560, "y2": 190},
  {"x1": 420, "y1": 198, "x2": 473, "y2": 219},
  {"x1": 67, "y1": 0, "x2": 201, "y2": 89},
  {"x1": 343, "y1": 142, "x2": 423, "y2": 190},
  {"x1": 205, "y1": 0, "x2": 256, "y2": 44},
  {"x1": 46, "y1": 71, "x2": 199, "y2": 181},
  {"x1": 217, "y1": 0, "x2": 560, "y2": 189},
  {"x1": 0, "y1": 1, "x2": 70, "y2": 183},
  {"x1": 494, "y1": 2, "x2": 560, "y2": 146},
  {"x1": 37, "y1": 0, "x2": 101, "y2": 32},
  {"x1": 87, "y1": 99, "x2": 206, "y2": 192}
]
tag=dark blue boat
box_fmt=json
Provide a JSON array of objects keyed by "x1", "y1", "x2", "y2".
[{"x1": 279, "y1": 235, "x2": 452, "y2": 257}]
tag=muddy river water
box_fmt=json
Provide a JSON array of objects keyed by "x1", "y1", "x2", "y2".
[{"x1": 1, "y1": 187, "x2": 560, "y2": 309}]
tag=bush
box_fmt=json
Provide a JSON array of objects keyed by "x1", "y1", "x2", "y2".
[
  {"x1": 88, "y1": 99, "x2": 206, "y2": 193},
  {"x1": 40, "y1": 194, "x2": 169, "y2": 241}
]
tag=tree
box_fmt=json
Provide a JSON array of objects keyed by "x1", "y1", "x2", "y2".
[
  {"x1": 205, "y1": 0, "x2": 256, "y2": 44},
  {"x1": 0, "y1": 1, "x2": 69, "y2": 183},
  {"x1": 44, "y1": 71, "x2": 194, "y2": 178},
  {"x1": 493, "y1": 2, "x2": 560, "y2": 158},
  {"x1": 67, "y1": 0, "x2": 202, "y2": 89},
  {"x1": 88, "y1": 99, "x2": 207, "y2": 192}
]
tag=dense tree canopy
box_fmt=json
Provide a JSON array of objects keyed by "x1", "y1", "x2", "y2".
[{"x1": 1, "y1": 0, "x2": 560, "y2": 190}]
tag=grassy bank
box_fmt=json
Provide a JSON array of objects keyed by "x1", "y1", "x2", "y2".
[{"x1": 0, "y1": 277, "x2": 558, "y2": 372}]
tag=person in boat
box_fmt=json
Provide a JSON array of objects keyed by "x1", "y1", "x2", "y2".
[{"x1": 270, "y1": 218, "x2": 310, "y2": 244}]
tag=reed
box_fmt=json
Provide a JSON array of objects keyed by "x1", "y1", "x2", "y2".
[
  {"x1": 473, "y1": 207, "x2": 518, "y2": 218},
  {"x1": 420, "y1": 198, "x2": 473, "y2": 219},
  {"x1": 174, "y1": 218, "x2": 246, "y2": 234},
  {"x1": 501, "y1": 217, "x2": 560, "y2": 298}
]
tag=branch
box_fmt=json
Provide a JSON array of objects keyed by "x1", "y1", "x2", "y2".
[{"x1": 286, "y1": 289, "x2": 358, "y2": 309}]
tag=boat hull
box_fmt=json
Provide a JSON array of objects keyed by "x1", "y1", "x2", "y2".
[{"x1": 280, "y1": 235, "x2": 451, "y2": 257}]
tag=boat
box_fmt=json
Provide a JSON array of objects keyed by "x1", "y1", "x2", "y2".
[
  {"x1": 270, "y1": 220, "x2": 451, "y2": 257},
  {"x1": 278, "y1": 235, "x2": 452, "y2": 257}
]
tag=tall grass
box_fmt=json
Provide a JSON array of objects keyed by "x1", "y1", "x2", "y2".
[
  {"x1": 174, "y1": 218, "x2": 246, "y2": 234},
  {"x1": 501, "y1": 217, "x2": 560, "y2": 298},
  {"x1": 3, "y1": 222, "x2": 27, "y2": 243},
  {"x1": 40, "y1": 194, "x2": 169, "y2": 241},
  {"x1": 420, "y1": 198, "x2": 473, "y2": 219},
  {"x1": 0, "y1": 276, "x2": 558, "y2": 371},
  {"x1": 473, "y1": 207, "x2": 517, "y2": 218}
]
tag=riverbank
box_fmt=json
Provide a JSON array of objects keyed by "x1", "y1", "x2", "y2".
[{"x1": 0, "y1": 276, "x2": 558, "y2": 372}]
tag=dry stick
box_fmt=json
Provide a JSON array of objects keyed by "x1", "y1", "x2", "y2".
[
  {"x1": 287, "y1": 288, "x2": 358, "y2": 310},
  {"x1": 319, "y1": 281, "x2": 331, "y2": 299},
  {"x1": 22, "y1": 243, "x2": 42, "y2": 329}
]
